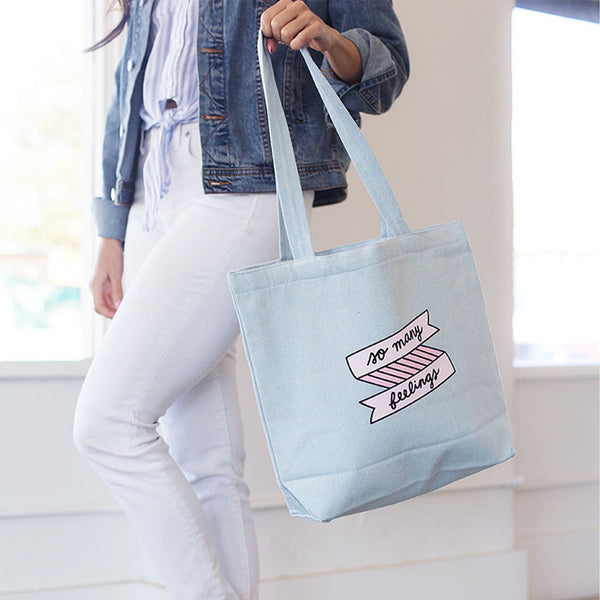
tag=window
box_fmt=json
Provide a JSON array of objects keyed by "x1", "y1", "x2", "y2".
[
  {"x1": 0, "y1": 2, "x2": 88, "y2": 361},
  {"x1": 511, "y1": 6, "x2": 599, "y2": 366},
  {"x1": 0, "y1": 2, "x2": 124, "y2": 365}
]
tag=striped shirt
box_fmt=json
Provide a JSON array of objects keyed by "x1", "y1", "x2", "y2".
[{"x1": 139, "y1": 0, "x2": 200, "y2": 232}]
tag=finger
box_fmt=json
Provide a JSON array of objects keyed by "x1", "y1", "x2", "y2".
[
  {"x1": 95, "y1": 301, "x2": 115, "y2": 319},
  {"x1": 111, "y1": 276, "x2": 123, "y2": 311},
  {"x1": 95, "y1": 275, "x2": 116, "y2": 315},
  {"x1": 262, "y1": 0, "x2": 304, "y2": 41},
  {"x1": 278, "y1": 10, "x2": 314, "y2": 47},
  {"x1": 92, "y1": 285, "x2": 115, "y2": 319},
  {"x1": 260, "y1": 0, "x2": 291, "y2": 38},
  {"x1": 289, "y1": 20, "x2": 327, "y2": 51},
  {"x1": 271, "y1": 4, "x2": 306, "y2": 42}
]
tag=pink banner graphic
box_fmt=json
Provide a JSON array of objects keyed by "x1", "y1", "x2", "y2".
[
  {"x1": 345, "y1": 310, "x2": 439, "y2": 379},
  {"x1": 345, "y1": 310, "x2": 456, "y2": 424},
  {"x1": 359, "y1": 351, "x2": 455, "y2": 423}
]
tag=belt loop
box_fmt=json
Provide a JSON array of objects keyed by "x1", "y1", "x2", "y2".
[{"x1": 139, "y1": 128, "x2": 146, "y2": 153}]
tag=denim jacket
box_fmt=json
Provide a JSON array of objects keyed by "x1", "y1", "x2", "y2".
[{"x1": 94, "y1": 0, "x2": 410, "y2": 243}]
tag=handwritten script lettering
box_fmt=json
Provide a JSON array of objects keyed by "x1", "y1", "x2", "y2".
[
  {"x1": 389, "y1": 368, "x2": 439, "y2": 410},
  {"x1": 347, "y1": 310, "x2": 456, "y2": 424},
  {"x1": 367, "y1": 347, "x2": 389, "y2": 366},
  {"x1": 391, "y1": 325, "x2": 424, "y2": 354},
  {"x1": 345, "y1": 310, "x2": 439, "y2": 380}
]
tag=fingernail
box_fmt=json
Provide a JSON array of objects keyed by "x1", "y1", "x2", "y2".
[{"x1": 114, "y1": 299, "x2": 121, "y2": 309}]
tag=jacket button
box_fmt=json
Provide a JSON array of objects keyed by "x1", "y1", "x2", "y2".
[
  {"x1": 110, "y1": 187, "x2": 117, "y2": 202},
  {"x1": 127, "y1": 59, "x2": 135, "y2": 72}
]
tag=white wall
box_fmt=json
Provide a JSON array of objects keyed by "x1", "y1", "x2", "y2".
[
  {"x1": 0, "y1": 0, "x2": 597, "y2": 598},
  {"x1": 513, "y1": 369, "x2": 599, "y2": 600}
]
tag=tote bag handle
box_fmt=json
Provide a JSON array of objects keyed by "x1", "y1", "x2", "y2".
[{"x1": 257, "y1": 29, "x2": 411, "y2": 261}]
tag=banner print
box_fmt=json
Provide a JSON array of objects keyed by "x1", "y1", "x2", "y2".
[{"x1": 345, "y1": 310, "x2": 455, "y2": 424}]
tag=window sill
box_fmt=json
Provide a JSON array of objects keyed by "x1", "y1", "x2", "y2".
[
  {"x1": 0, "y1": 359, "x2": 92, "y2": 380},
  {"x1": 513, "y1": 363, "x2": 599, "y2": 381},
  {"x1": 1, "y1": 360, "x2": 597, "y2": 382}
]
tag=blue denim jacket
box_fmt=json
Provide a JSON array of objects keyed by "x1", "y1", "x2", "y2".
[{"x1": 94, "y1": 0, "x2": 409, "y2": 243}]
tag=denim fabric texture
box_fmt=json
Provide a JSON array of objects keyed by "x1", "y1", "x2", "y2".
[
  {"x1": 226, "y1": 31, "x2": 516, "y2": 523},
  {"x1": 93, "y1": 0, "x2": 410, "y2": 243}
]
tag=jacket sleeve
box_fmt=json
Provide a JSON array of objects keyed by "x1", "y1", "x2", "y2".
[
  {"x1": 91, "y1": 56, "x2": 131, "y2": 243},
  {"x1": 320, "y1": 0, "x2": 410, "y2": 115}
]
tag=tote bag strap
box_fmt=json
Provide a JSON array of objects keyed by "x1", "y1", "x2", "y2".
[{"x1": 257, "y1": 29, "x2": 411, "y2": 261}]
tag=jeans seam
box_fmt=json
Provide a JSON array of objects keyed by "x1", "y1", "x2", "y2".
[
  {"x1": 216, "y1": 372, "x2": 253, "y2": 599},
  {"x1": 236, "y1": 478, "x2": 253, "y2": 600},
  {"x1": 161, "y1": 459, "x2": 223, "y2": 589}
]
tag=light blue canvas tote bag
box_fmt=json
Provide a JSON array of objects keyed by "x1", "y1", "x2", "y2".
[{"x1": 227, "y1": 30, "x2": 516, "y2": 523}]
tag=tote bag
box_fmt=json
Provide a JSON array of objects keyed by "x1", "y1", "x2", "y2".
[{"x1": 227, "y1": 30, "x2": 516, "y2": 523}]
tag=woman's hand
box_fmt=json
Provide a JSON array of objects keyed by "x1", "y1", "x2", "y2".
[
  {"x1": 260, "y1": 0, "x2": 362, "y2": 85},
  {"x1": 89, "y1": 237, "x2": 124, "y2": 319}
]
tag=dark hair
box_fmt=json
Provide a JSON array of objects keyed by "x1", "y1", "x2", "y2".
[{"x1": 84, "y1": 0, "x2": 130, "y2": 53}]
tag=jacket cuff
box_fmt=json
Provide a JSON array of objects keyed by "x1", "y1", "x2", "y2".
[
  {"x1": 319, "y1": 28, "x2": 402, "y2": 114},
  {"x1": 92, "y1": 196, "x2": 130, "y2": 242}
]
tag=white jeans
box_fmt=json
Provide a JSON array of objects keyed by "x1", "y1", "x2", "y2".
[{"x1": 73, "y1": 121, "x2": 314, "y2": 600}]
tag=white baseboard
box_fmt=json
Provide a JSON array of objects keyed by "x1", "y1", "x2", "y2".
[
  {"x1": 0, "y1": 550, "x2": 527, "y2": 600},
  {"x1": 259, "y1": 549, "x2": 528, "y2": 600},
  {"x1": 0, "y1": 581, "x2": 165, "y2": 600}
]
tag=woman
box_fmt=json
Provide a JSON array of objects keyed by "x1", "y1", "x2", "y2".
[{"x1": 73, "y1": 1, "x2": 409, "y2": 598}]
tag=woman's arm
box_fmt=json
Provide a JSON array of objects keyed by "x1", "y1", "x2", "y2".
[
  {"x1": 261, "y1": 0, "x2": 410, "y2": 115},
  {"x1": 321, "y1": 31, "x2": 362, "y2": 86},
  {"x1": 260, "y1": 0, "x2": 362, "y2": 85},
  {"x1": 323, "y1": 0, "x2": 410, "y2": 115},
  {"x1": 93, "y1": 55, "x2": 131, "y2": 244}
]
